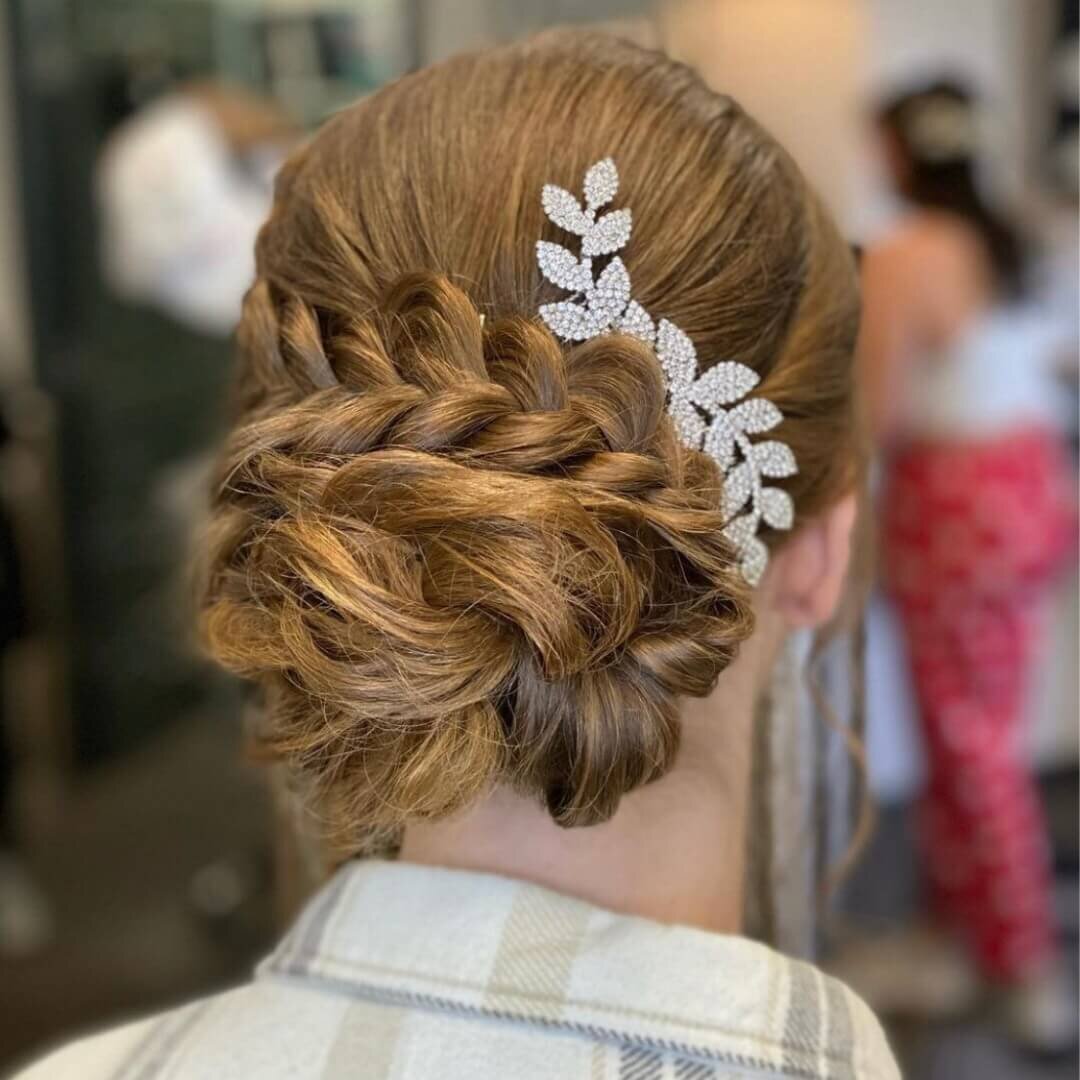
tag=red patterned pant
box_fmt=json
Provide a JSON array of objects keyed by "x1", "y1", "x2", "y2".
[{"x1": 883, "y1": 428, "x2": 1076, "y2": 981}]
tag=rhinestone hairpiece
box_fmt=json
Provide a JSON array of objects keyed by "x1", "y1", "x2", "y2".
[{"x1": 536, "y1": 158, "x2": 797, "y2": 586}]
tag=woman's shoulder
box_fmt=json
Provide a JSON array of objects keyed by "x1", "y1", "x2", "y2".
[
  {"x1": 865, "y1": 210, "x2": 992, "y2": 345},
  {"x1": 872, "y1": 210, "x2": 985, "y2": 276},
  {"x1": 11, "y1": 859, "x2": 902, "y2": 1080},
  {"x1": 11, "y1": 1012, "x2": 161, "y2": 1080},
  {"x1": 9, "y1": 978, "x2": 339, "y2": 1080}
]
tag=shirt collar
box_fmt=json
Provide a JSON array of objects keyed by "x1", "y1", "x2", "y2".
[{"x1": 260, "y1": 859, "x2": 896, "y2": 1079}]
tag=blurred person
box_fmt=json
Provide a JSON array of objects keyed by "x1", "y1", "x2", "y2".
[
  {"x1": 96, "y1": 82, "x2": 298, "y2": 337},
  {"x1": 95, "y1": 80, "x2": 303, "y2": 626},
  {"x1": 860, "y1": 80, "x2": 1077, "y2": 1052},
  {"x1": 16, "y1": 32, "x2": 898, "y2": 1079}
]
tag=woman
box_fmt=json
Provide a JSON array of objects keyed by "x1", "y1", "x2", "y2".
[
  {"x1": 19, "y1": 32, "x2": 897, "y2": 1079},
  {"x1": 862, "y1": 82, "x2": 1076, "y2": 1050}
]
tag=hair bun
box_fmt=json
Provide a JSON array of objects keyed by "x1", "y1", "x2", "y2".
[
  {"x1": 200, "y1": 26, "x2": 862, "y2": 854},
  {"x1": 201, "y1": 270, "x2": 754, "y2": 849}
]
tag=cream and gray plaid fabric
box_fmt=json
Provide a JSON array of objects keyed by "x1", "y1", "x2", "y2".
[{"x1": 16, "y1": 860, "x2": 899, "y2": 1079}]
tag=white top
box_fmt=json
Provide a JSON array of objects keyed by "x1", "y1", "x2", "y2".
[
  {"x1": 902, "y1": 304, "x2": 1072, "y2": 441},
  {"x1": 96, "y1": 96, "x2": 279, "y2": 336},
  {"x1": 15, "y1": 860, "x2": 899, "y2": 1079}
]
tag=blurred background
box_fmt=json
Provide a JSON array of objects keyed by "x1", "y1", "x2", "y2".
[{"x1": 0, "y1": 1, "x2": 1075, "y2": 1077}]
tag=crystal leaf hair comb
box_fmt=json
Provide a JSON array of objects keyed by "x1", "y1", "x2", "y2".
[{"x1": 535, "y1": 158, "x2": 798, "y2": 586}]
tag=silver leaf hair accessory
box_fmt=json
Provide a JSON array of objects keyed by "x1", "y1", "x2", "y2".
[{"x1": 536, "y1": 158, "x2": 797, "y2": 586}]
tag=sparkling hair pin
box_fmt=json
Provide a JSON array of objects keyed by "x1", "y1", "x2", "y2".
[{"x1": 535, "y1": 158, "x2": 797, "y2": 586}]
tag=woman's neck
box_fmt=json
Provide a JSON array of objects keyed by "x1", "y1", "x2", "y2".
[{"x1": 399, "y1": 672, "x2": 758, "y2": 935}]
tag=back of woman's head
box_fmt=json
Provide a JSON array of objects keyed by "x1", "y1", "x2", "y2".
[
  {"x1": 200, "y1": 30, "x2": 860, "y2": 853},
  {"x1": 877, "y1": 80, "x2": 1024, "y2": 295}
]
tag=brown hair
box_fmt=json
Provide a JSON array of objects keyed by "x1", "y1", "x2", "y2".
[{"x1": 200, "y1": 30, "x2": 860, "y2": 854}]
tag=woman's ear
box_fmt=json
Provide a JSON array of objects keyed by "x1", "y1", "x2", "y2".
[{"x1": 767, "y1": 494, "x2": 857, "y2": 628}]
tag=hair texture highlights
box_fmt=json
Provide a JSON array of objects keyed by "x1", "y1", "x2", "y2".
[{"x1": 200, "y1": 31, "x2": 860, "y2": 853}]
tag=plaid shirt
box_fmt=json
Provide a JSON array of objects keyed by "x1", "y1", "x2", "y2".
[{"x1": 17, "y1": 860, "x2": 899, "y2": 1079}]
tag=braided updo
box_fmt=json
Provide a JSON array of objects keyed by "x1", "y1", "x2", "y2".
[{"x1": 200, "y1": 30, "x2": 860, "y2": 852}]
